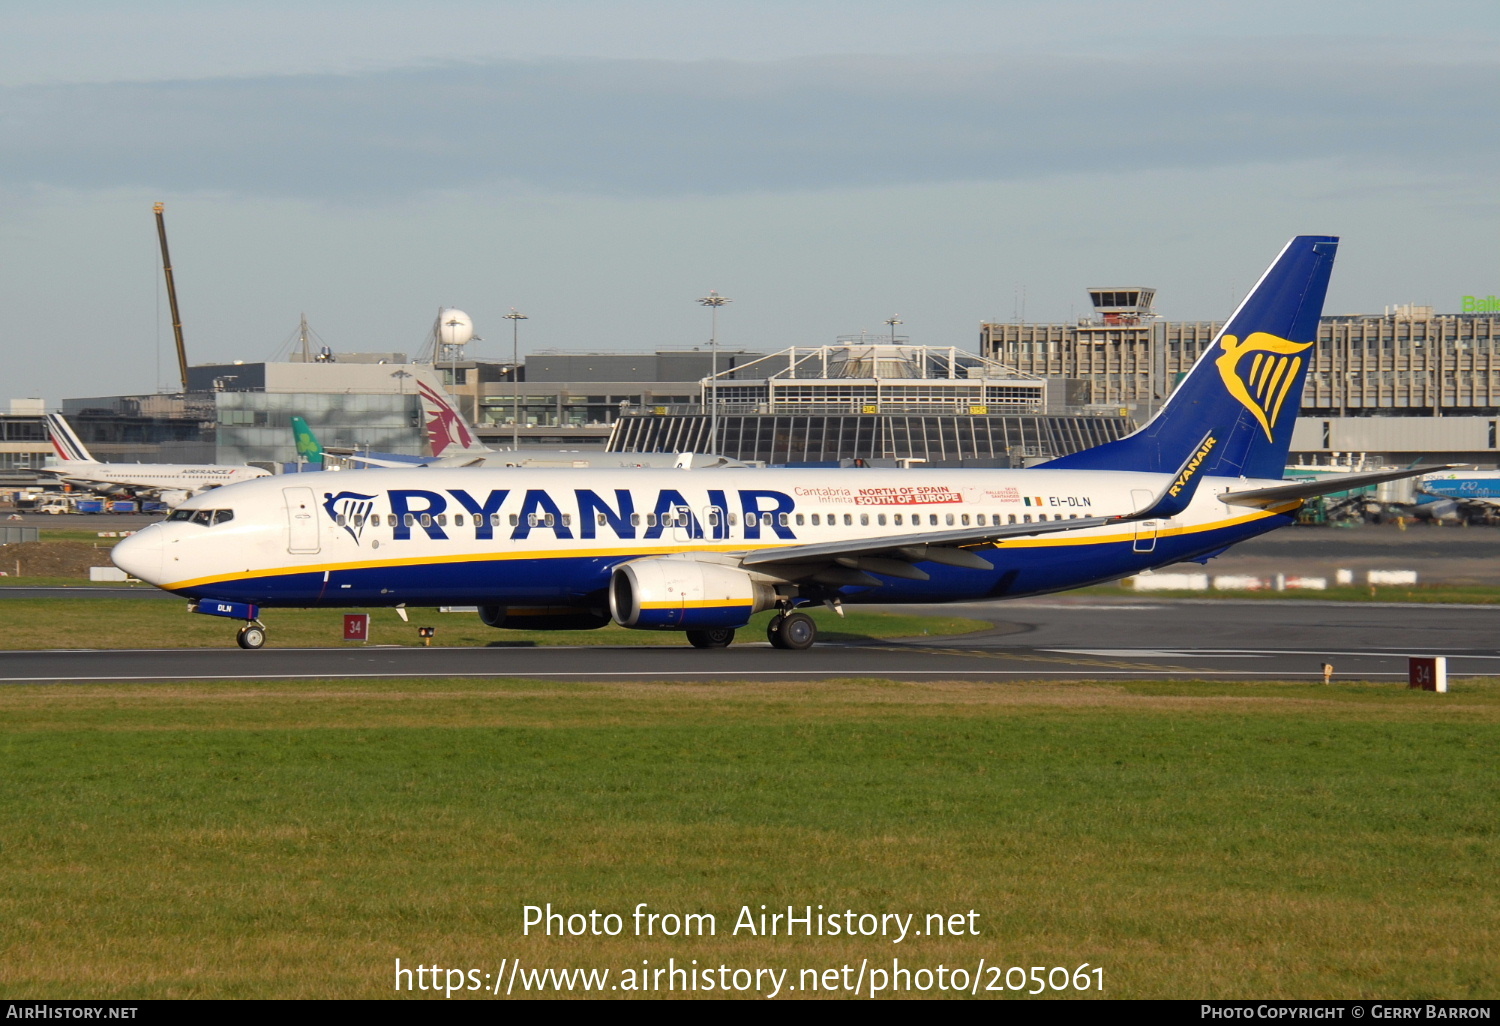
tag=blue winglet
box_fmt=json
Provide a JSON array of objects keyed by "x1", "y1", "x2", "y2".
[{"x1": 1122, "y1": 428, "x2": 1220, "y2": 521}]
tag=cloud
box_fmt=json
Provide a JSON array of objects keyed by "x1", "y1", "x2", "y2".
[{"x1": 1, "y1": 49, "x2": 1495, "y2": 200}]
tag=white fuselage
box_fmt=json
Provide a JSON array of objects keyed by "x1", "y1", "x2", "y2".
[
  {"x1": 49, "y1": 461, "x2": 270, "y2": 501},
  {"x1": 111, "y1": 465, "x2": 1292, "y2": 607}
]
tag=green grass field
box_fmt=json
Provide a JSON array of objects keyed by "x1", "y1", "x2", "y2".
[
  {"x1": 1107, "y1": 585, "x2": 1500, "y2": 604},
  {"x1": 0, "y1": 577, "x2": 144, "y2": 587},
  {"x1": 0, "y1": 676, "x2": 1494, "y2": 999},
  {"x1": 0, "y1": 600, "x2": 989, "y2": 650}
]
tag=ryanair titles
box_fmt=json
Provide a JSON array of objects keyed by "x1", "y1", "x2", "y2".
[
  {"x1": 1168, "y1": 435, "x2": 1218, "y2": 498},
  {"x1": 323, "y1": 487, "x2": 800, "y2": 543}
]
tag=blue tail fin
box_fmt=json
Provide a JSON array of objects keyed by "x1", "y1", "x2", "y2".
[{"x1": 1043, "y1": 235, "x2": 1338, "y2": 480}]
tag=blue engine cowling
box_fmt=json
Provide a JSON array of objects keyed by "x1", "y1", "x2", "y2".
[{"x1": 609, "y1": 557, "x2": 775, "y2": 631}]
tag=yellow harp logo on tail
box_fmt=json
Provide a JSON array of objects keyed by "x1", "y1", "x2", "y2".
[{"x1": 1215, "y1": 332, "x2": 1315, "y2": 441}]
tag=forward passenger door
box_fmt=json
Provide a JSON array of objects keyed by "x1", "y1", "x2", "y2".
[{"x1": 284, "y1": 486, "x2": 321, "y2": 554}]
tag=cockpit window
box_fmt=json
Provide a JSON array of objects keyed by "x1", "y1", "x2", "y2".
[{"x1": 169, "y1": 508, "x2": 234, "y2": 526}]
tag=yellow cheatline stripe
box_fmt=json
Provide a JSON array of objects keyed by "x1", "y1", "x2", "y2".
[
  {"x1": 158, "y1": 505, "x2": 1296, "y2": 592},
  {"x1": 639, "y1": 599, "x2": 753, "y2": 610},
  {"x1": 977, "y1": 504, "x2": 1293, "y2": 549}
]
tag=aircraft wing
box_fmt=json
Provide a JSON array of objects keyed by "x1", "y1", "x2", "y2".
[
  {"x1": 46, "y1": 470, "x2": 106, "y2": 487},
  {"x1": 739, "y1": 515, "x2": 1120, "y2": 580},
  {"x1": 1219, "y1": 465, "x2": 1461, "y2": 508},
  {"x1": 326, "y1": 448, "x2": 435, "y2": 469},
  {"x1": 739, "y1": 433, "x2": 1218, "y2": 583},
  {"x1": 332, "y1": 451, "x2": 483, "y2": 468}
]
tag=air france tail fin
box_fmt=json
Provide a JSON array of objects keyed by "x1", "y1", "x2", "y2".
[
  {"x1": 290, "y1": 416, "x2": 324, "y2": 463},
  {"x1": 1043, "y1": 235, "x2": 1338, "y2": 480},
  {"x1": 411, "y1": 371, "x2": 491, "y2": 458},
  {"x1": 45, "y1": 414, "x2": 96, "y2": 462}
]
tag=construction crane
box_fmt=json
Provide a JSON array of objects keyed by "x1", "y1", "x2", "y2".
[{"x1": 153, "y1": 202, "x2": 191, "y2": 392}]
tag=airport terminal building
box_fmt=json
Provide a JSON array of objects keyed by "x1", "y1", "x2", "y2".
[
  {"x1": 8, "y1": 295, "x2": 1500, "y2": 484},
  {"x1": 605, "y1": 342, "x2": 1129, "y2": 465},
  {"x1": 984, "y1": 291, "x2": 1500, "y2": 466}
]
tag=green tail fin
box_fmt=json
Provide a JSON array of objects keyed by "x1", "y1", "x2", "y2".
[{"x1": 291, "y1": 416, "x2": 323, "y2": 462}]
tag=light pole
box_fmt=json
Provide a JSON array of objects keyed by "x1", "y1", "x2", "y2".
[
  {"x1": 697, "y1": 290, "x2": 731, "y2": 454},
  {"x1": 886, "y1": 315, "x2": 902, "y2": 344},
  {"x1": 504, "y1": 309, "x2": 528, "y2": 451}
]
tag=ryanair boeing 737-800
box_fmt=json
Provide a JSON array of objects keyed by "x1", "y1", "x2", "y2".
[{"x1": 112, "y1": 236, "x2": 1444, "y2": 649}]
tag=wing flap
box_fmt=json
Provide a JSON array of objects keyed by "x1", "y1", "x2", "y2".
[{"x1": 740, "y1": 514, "x2": 1119, "y2": 572}]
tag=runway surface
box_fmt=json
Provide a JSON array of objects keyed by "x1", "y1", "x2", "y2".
[{"x1": 4, "y1": 598, "x2": 1498, "y2": 684}]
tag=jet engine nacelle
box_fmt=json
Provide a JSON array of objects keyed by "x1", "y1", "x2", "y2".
[
  {"x1": 478, "y1": 605, "x2": 612, "y2": 631},
  {"x1": 609, "y1": 557, "x2": 776, "y2": 631},
  {"x1": 1414, "y1": 497, "x2": 1460, "y2": 522},
  {"x1": 159, "y1": 490, "x2": 192, "y2": 509}
]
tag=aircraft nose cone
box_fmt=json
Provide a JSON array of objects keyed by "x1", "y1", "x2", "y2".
[{"x1": 111, "y1": 528, "x2": 164, "y2": 585}]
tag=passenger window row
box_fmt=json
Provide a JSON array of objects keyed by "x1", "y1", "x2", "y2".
[{"x1": 325, "y1": 507, "x2": 1090, "y2": 533}]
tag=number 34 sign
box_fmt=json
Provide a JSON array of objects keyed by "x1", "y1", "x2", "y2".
[{"x1": 1409, "y1": 656, "x2": 1448, "y2": 692}]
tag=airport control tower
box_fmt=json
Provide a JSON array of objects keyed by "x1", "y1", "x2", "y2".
[{"x1": 1085, "y1": 287, "x2": 1157, "y2": 326}]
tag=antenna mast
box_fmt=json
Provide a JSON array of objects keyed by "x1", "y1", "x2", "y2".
[
  {"x1": 153, "y1": 202, "x2": 191, "y2": 391},
  {"x1": 299, "y1": 312, "x2": 312, "y2": 363}
]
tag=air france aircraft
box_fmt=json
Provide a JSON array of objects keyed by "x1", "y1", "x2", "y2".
[
  {"x1": 113, "y1": 236, "x2": 1446, "y2": 650},
  {"x1": 45, "y1": 413, "x2": 270, "y2": 507}
]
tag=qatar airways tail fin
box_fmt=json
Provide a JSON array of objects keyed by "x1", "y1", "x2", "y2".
[
  {"x1": 1043, "y1": 235, "x2": 1339, "y2": 481},
  {"x1": 411, "y1": 371, "x2": 492, "y2": 458},
  {"x1": 45, "y1": 413, "x2": 96, "y2": 462}
]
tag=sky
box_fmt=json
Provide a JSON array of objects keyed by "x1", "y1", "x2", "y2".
[{"x1": 3, "y1": 1, "x2": 1498, "y2": 402}]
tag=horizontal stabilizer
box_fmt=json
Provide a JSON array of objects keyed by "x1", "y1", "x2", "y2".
[{"x1": 1219, "y1": 465, "x2": 1460, "y2": 508}]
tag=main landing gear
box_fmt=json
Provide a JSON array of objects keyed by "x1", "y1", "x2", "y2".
[
  {"x1": 686, "y1": 627, "x2": 736, "y2": 649},
  {"x1": 682, "y1": 607, "x2": 820, "y2": 651},
  {"x1": 766, "y1": 611, "x2": 817, "y2": 650},
  {"x1": 235, "y1": 622, "x2": 267, "y2": 649}
]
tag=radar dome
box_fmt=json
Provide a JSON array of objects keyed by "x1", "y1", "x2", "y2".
[{"x1": 436, "y1": 308, "x2": 474, "y2": 347}]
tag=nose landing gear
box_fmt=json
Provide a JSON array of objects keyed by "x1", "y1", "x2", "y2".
[
  {"x1": 189, "y1": 599, "x2": 266, "y2": 649},
  {"x1": 235, "y1": 622, "x2": 267, "y2": 649}
]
